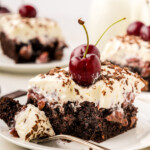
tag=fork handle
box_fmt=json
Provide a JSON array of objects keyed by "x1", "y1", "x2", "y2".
[{"x1": 33, "y1": 135, "x2": 109, "y2": 150}]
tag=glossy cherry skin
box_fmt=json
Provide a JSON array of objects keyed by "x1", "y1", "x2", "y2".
[
  {"x1": 70, "y1": 44, "x2": 100, "y2": 59},
  {"x1": 140, "y1": 25, "x2": 150, "y2": 41},
  {"x1": 127, "y1": 21, "x2": 144, "y2": 36},
  {"x1": 19, "y1": 5, "x2": 37, "y2": 18},
  {"x1": 69, "y1": 54, "x2": 101, "y2": 86},
  {"x1": 0, "y1": 7, "x2": 10, "y2": 13}
]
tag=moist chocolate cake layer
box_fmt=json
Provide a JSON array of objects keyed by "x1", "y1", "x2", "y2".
[
  {"x1": 28, "y1": 97, "x2": 137, "y2": 143},
  {"x1": 0, "y1": 32, "x2": 67, "y2": 63},
  {"x1": 0, "y1": 97, "x2": 22, "y2": 127}
]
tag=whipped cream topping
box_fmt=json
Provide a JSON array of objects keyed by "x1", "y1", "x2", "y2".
[
  {"x1": 28, "y1": 63, "x2": 145, "y2": 109},
  {"x1": 15, "y1": 104, "x2": 55, "y2": 141},
  {"x1": 0, "y1": 14, "x2": 63, "y2": 43},
  {"x1": 102, "y1": 35, "x2": 150, "y2": 66}
]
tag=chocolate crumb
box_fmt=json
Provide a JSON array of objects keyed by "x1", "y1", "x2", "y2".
[
  {"x1": 74, "y1": 88, "x2": 79, "y2": 95},
  {"x1": 32, "y1": 124, "x2": 38, "y2": 131},
  {"x1": 102, "y1": 90, "x2": 106, "y2": 96}
]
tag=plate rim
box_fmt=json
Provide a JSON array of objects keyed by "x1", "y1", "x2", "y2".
[
  {"x1": 0, "y1": 129, "x2": 66, "y2": 150},
  {"x1": 0, "y1": 60, "x2": 68, "y2": 73}
]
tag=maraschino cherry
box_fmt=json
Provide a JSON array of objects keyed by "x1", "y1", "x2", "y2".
[
  {"x1": 140, "y1": 25, "x2": 150, "y2": 41},
  {"x1": 69, "y1": 18, "x2": 126, "y2": 86},
  {"x1": 0, "y1": 6, "x2": 10, "y2": 13},
  {"x1": 127, "y1": 21, "x2": 144, "y2": 36},
  {"x1": 19, "y1": 5, "x2": 37, "y2": 18}
]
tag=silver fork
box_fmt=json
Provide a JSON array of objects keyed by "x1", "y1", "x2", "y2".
[{"x1": 32, "y1": 135, "x2": 109, "y2": 150}]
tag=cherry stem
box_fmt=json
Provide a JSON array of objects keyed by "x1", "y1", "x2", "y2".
[
  {"x1": 78, "y1": 19, "x2": 89, "y2": 58},
  {"x1": 95, "y1": 17, "x2": 126, "y2": 46}
]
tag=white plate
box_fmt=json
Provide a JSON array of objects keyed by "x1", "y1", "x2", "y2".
[
  {"x1": 0, "y1": 48, "x2": 70, "y2": 74},
  {"x1": 0, "y1": 93, "x2": 150, "y2": 150}
]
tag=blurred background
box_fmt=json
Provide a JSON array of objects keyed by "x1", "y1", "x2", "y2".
[
  {"x1": 2, "y1": 0, "x2": 91, "y2": 51},
  {"x1": 2, "y1": 0, "x2": 150, "y2": 52}
]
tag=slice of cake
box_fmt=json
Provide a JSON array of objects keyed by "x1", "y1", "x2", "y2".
[
  {"x1": 102, "y1": 35, "x2": 150, "y2": 91},
  {"x1": 0, "y1": 13, "x2": 67, "y2": 63},
  {"x1": 0, "y1": 97, "x2": 55, "y2": 141},
  {"x1": 102, "y1": 21, "x2": 150, "y2": 91},
  {"x1": 27, "y1": 19, "x2": 145, "y2": 142},
  {"x1": 27, "y1": 62, "x2": 145, "y2": 142}
]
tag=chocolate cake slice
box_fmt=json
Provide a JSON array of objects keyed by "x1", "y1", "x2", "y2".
[
  {"x1": 27, "y1": 62, "x2": 145, "y2": 142},
  {"x1": 0, "y1": 62, "x2": 145, "y2": 143},
  {"x1": 102, "y1": 34, "x2": 150, "y2": 91},
  {"x1": 0, "y1": 14, "x2": 67, "y2": 63}
]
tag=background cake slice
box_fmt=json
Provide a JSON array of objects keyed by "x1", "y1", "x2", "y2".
[
  {"x1": 102, "y1": 21, "x2": 150, "y2": 91},
  {"x1": 0, "y1": 13, "x2": 67, "y2": 63}
]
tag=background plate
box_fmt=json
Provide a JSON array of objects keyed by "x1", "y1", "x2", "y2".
[{"x1": 0, "y1": 93, "x2": 150, "y2": 150}]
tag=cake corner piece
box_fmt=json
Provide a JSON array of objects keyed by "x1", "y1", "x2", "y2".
[{"x1": 0, "y1": 13, "x2": 67, "y2": 63}]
